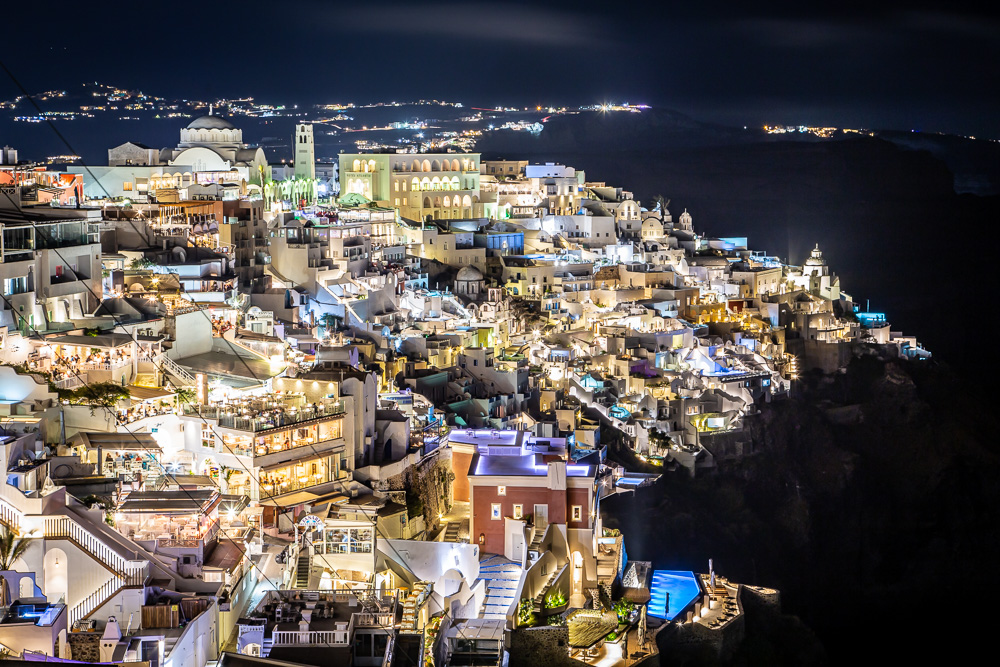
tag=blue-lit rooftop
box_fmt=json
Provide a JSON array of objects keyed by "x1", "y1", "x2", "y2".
[{"x1": 472, "y1": 452, "x2": 594, "y2": 477}]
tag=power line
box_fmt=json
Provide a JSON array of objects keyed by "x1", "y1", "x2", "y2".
[
  {"x1": 0, "y1": 63, "x2": 467, "y2": 667},
  {"x1": 0, "y1": 60, "x2": 429, "y2": 662}
]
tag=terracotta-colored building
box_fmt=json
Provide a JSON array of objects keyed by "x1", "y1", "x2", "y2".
[{"x1": 462, "y1": 430, "x2": 600, "y2": 594}]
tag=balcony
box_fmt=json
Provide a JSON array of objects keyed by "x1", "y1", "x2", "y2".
[{"x1": 184, "y1": 400, "x2": 346, "y2": 433}]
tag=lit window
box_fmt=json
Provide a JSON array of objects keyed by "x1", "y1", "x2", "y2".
[
  {"x1": 491, "y1": 503, "x2": 502, "y2": 520},
  {"x1": 122, "y1": 181, "x2": 133, "y2": 191},
  {"x1": 571, "y1": 506, "x2": 583, "y2": 522},
  {"x1": 513, "y1": 504, "x2": 523, "y2": 520},
  {"x1": 497, "y1": 486, "x2": 506, "y2": 496}
]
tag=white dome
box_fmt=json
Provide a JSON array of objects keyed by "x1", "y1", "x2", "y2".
[
  {"x1": 456, "y1": 266, "x2": 484, "y2": 281},
  {"x1": 186, "y1": 115, "x2": 236, "y2": 130}
]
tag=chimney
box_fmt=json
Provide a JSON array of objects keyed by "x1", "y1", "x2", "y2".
[{"x1": 100, "y1": 616, "x2": 123, "y2": 662}]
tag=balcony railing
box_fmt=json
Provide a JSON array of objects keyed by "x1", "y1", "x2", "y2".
[
  {"x1": 272, "y1": 629, "x2": 349, "y2": 647},
  {"x1": 184, "y1": 400, "x2": 346, "y2": 432}
]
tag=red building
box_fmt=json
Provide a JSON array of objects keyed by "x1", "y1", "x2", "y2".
[{"x1": 463, "y1": 430, "x2": 601, "y2": 595}]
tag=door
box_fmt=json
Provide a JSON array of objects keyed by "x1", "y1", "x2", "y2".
[{"x1": 533, "y1": 504, "x2": 548, "y2": 527}]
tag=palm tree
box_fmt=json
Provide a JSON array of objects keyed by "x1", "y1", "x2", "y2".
[{"x1": 0, "y1": 526, "x2": 30, "y2": 571}]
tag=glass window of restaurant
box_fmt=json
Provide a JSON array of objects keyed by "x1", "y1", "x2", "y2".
[
  {"x1": 258, "y1": 456, "x2": 345, "y2": 497},
  {"x1": 320, "y1": 525, "x2": 374, "y2": 555},
  {"x1": 252, "y1": 418, "x2": 343, "y2": 456}
]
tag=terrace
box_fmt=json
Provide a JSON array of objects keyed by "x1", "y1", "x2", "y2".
[
  {"x1": 183, "y1": 395, "x2": 345, "y2": 435},
  {"x1": 237, "y1": 589, "x2": 397, "y2": 657}
]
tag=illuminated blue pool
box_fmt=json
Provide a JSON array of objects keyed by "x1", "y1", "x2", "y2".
[{"x1": 648, "y1": 570, "x2": 702, "y2": 620}]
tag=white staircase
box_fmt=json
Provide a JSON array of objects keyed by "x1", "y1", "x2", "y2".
[
  {"x1": 43, "y1": 515, "x2": 149, "y2": 625},
  {"x1": 477, "y1": 555, "x2": 522, "y2": 620}
]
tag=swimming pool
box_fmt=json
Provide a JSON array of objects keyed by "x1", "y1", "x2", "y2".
[{"x1": 648, "y1": 570, "x2": 702, "y2": 621}]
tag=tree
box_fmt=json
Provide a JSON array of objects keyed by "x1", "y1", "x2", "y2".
[
  {"x1": 0, "y1": 526, "x2": 30, "y2": 571},
  {"x1": 58, "y1": 382, "x2": 131, "y2": 413}
]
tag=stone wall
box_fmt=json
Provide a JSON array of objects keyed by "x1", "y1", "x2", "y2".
[
  {"x1": 507, "y1": 625, "x2": 587, "y2": 667},
  {"x1": 67, "y1": 631, "x2": 101, "y2": 662}
]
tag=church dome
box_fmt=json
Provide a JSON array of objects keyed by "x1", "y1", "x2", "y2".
[
  {"x1": 456, "y1": 266, "x2": 484, "y2": 281},
  {"x1": 187, "y1": 115, "x2": 236, "y2": 130},
  {"x1": 805, "y1": 243, "x2": 826, "y2": 266}
]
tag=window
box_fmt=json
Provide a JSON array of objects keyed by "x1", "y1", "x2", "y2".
[
  {"x1": 497, "y1": 485, "x2": 506, "y2": 496},
  {"x1": 513, "y1": 504, "x2": 523, "y2": 520},
  {"x1": 122, "y1": 181, "x2": 133, "y2": 191},
  {"x1": 491, "y1": 503, "x2": 502, "y2": 520},
  {"x1": 571, "y1": 506, "x2": 583, "y2": 522}
]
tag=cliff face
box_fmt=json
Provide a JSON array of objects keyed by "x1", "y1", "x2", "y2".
[{"x1": 603, "y1": 353, "x2": 1000, "y2": 663}]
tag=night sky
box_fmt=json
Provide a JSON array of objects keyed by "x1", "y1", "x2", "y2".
[{"x1": 3, "y1": 1, "x2": 998, "y2": 137}]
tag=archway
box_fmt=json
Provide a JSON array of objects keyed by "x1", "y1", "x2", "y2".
[
  {"x1": 19, "y1": 574, "x2": 34, "y2": 599},
  {"x1": 44, "y1": 548, "x2": 68, "y2": 602},
  {"x1": 571, "y1": 551, "x2": 584, "y2": 597}
]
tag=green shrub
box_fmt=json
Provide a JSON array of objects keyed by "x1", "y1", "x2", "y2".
[{"x1": 544, "y1": 588, "x2": 567, "y2": 608}]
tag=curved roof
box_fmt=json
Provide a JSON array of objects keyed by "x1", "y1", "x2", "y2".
[
  {"x1": 187, "y1": 115, "x2": 236, "y2": 130},
  {"x1": 456, "y1": 265, "x2": 484, "y2": 281}
]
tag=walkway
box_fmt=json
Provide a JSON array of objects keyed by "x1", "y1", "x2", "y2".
[
  {"x1": 477, "y1": 554, "x2": 522, "y2": 620},
  {"x1": 439, "y1": 500, "x2": 470, "y2": 543}
]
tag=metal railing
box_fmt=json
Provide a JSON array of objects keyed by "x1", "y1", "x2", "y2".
[
  {"x1": 185, "y1": 401, "x2": 346, "y2": 432},
  {"x1": 154, "y1": 353, "x2": 196, "y2": 385}
]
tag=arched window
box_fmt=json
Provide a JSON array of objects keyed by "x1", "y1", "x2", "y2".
[
  {"x1": 423, "y1": 197, "x2": 432, "y2": 209},
  {"x1": 368, "y1": 159, "x2": 377, "y2": 172},
  {"x1": 451, "y1": 176, "x2": 460, "y2": 190},
  {"x1": 353, "y1": 159, "x2": 361, "y2": 172},
  {"x1": 421, "y1": 159, "x2": 431, "y2": 172},
  {"x1": 443, "y1": 196, "x2": 451, "y2": 208},
  {"x1": 412, "y1": 177, "x2": 420, "y2": 191},
  {"x1": 421, "y1": 177, "x2": 430, "y2": 191},
  {"x1": 434, "y1": 196, "x2": 442, "y2": 207},
  {"x1": 463, "y1": 195, "x2": 472, "y2": 207},
  {"x1": 431, "y1": 159, "x2": 441, "y2": 172},
  {"x1": 412, "y1": 159, "x2": 421, "y2": 171},
  {"x1": 431, "y1": 177, "x2": 441, "y2": 190},
  {"x1": 451, "y1": 159, "x2": 461, "y2": 172}
]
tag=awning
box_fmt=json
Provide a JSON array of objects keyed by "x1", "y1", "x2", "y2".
[
  {"x1": 128, "y1": 386, "x2": 176, "y2": 402},
  {"x1": 258, "y1": 490, "x2": 319, "y2": 507}
]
